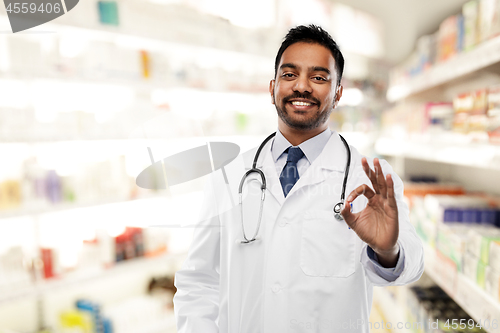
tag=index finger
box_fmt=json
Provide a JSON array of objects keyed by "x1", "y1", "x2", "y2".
[{"x1": 362, "y1": 157, "x2": 380, "y2": 194}]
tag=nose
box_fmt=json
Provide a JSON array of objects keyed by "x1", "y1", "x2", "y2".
[{"x1": 292, "y1": 75, "x2": 312, "y2": 94}]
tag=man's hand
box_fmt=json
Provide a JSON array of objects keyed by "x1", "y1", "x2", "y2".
[{"x1": 341, "y1": 157, "x2": 399, "y2": 268}]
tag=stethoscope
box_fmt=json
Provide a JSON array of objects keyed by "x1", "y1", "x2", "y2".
[{"x1": 237, "y1": 131, "x2": 351, "y2": 244}]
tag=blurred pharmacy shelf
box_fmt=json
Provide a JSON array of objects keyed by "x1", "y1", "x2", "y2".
[
  {"x1": 375, "y1": 136, "x2": 500, "y2": 170},
  {"x1": 387, "y1": 34, "x2": 500, "y2": 102},
  {"x1": 0, "y1": 135, "x2": 267, "y2": 216},
  {"x1": 373, "y1": 287, "x2": 407, "y2": 333},
  {"x1": 374, "y1": 246, "x2": 500, "y2": 333},
  {"x1": 0, "y1": 12, "x2": 274, "y2": 84},
  {"x1": 338, "y1": 131, "x2": 378, "y2": 157},
  {"x1": 0, "y1": 251, "x2": 186, "y2": 305},
  {"x1": 141, "y1": 310, "x2": 177, "y2": 333},
  {"x1": 0, "y1": 193, "x2": 167, "y2": 219},
  {"x1": 423, "y1": 243, "x2": 500, "y2": 333},
  {"x1": 104, "y1": 306, "x2": 177, "y2": 333}
]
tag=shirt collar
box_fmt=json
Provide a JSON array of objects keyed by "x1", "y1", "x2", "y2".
[{"x1": 271, "y1": 127, "x2": 333, "y2": 164}]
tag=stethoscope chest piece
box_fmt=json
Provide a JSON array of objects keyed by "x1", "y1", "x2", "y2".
[{"x1": 333, "y1": 201, "x2": 344, "y2": 221}]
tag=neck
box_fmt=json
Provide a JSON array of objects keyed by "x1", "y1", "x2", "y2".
[{"x1": 278, "y1": 121, "x2": 328, "y2": 146}]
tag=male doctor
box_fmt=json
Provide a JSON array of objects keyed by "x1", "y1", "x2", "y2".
[{"x1": 173, "y1": 25, "x2": 424, "y2": 333}]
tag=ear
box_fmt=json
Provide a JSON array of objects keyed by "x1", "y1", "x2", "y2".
[
  {"x1": 333, "y1": 85, "x2": 343, "y2": 108},
  {"x1": 269, "y1": 79, "x2": 275, "y2": 105}
]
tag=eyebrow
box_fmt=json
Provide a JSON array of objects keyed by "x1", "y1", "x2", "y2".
[
  {"x1": 311, "y1": 66, "x2": 331, "y2": 75},
  {"x1": 279, "y1": 63, "x2": 331, "y2": 75}
]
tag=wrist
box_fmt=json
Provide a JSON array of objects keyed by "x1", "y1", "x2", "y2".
[{"x1": 373, "y1": 243, "x2": 400, "y2": 268}]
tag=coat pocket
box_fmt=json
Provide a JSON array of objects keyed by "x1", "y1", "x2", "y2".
[{"x1": 300, "y1": 210, "x2": 356, "y2": 277}]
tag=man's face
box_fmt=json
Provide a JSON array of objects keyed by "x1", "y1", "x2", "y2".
[{"x1": 269, "y1": 42, "x2": 342, "y2": 131}]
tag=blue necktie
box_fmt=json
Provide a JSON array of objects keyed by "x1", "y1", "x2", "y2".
[{"x1": 279, "y1": 147, "x2": 304, "y2": 197}]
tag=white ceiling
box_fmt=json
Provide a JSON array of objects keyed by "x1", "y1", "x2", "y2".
[{"x1": 329, "y1": 0, "x2": 470, "y2": 64}]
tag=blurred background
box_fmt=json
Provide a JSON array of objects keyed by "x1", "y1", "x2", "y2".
[{"x1": 1, "y1": 0, "x2": 500, "y2": 332}]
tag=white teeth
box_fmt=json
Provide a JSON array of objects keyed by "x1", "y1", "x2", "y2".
[{"x1": 291, "y1": 101, "x2": 312, "y2": 106}]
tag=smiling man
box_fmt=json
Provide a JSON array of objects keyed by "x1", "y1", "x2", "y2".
[{"x1": 173, "y1": 25, "x2": 424, "y2": 333}]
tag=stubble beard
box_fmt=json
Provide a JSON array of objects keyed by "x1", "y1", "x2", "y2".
[{"x1": 274, "y1": 96, "x2": 333, "y2": 131}]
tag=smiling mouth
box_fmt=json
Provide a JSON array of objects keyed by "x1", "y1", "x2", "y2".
[
  {"x1": 290, "y1": 101, "x2": 314, "y2": 106},
  {"x1": 287, "y1": 99, "x2": 318, "y2": 110}
]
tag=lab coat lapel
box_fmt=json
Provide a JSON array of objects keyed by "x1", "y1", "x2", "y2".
[
  {"x1": 316, "y1": 131, "x2": 349, "y2": 173},
  {"x1": 286, "y1": 132, "x2": 348, "y2": 198},
  {"x1": 257, "y1": 139, "x2": 285, "y2": 206}
]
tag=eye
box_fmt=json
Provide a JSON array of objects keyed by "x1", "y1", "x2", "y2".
[
  {"x1": 312, "y1": 76, "x2": 327, "y2": 81},
  {"x1": 282, "y1": 73, "x2": 295, "y2": 79}
]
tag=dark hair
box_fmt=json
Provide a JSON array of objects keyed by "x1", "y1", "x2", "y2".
[{"x1": 274, "y1": 24, "x2": 344, "y2": 86}]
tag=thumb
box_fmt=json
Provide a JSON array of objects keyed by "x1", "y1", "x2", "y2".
[{"x1": 340, "y1": 202, "x2": 355, "y2": 224}]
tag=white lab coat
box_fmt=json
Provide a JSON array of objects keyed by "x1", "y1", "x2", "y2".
[{"x1": 174, "y1": 132, "x2": 424, "y2": 333}]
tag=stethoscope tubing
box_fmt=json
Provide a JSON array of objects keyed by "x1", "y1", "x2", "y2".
[
  {"x1": 333, "y1": 134, "x2": 351, "y2": 215},
  {"x1": 238, "y1": 131, "x2": 351, "y2": 243}
]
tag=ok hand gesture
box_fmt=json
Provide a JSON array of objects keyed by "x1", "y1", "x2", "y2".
[{"x1": 341, "y1": 157, "x2": 399, "y2": 268}]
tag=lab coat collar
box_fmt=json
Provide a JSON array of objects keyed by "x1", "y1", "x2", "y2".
[
  {"x1": 283, "y1": 131, "x2": 349, "y2": 199},
  {"x1": 314, "y1": 130, "x2": 350, "y2": 172},
  {"x1": 271, "y1": 128, "x2": 332, "y2": 166},
  {"x1": 255, "y1": 131, "x2": 349, "y2": 204}
]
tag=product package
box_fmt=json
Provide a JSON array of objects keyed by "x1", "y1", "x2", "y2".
[
  {"x1": 457, "y1": 14, "x2": 466, "y2": 53},
  {"x1": 484, "y1": 265, "x2": 500, "y2": 301},
  {"x1": 463, "y1": 251, "x2": 480, "y2": 282},
  {"x1": 490, "y1": 0, "x2": 500, "y2": 37},
  {"x1": 438, "y1": 15, "x2": 459, "y2": 62},
  {"x1": 436, "y1": 224, "x2": 470, "y2": 271},
  {"x1": 59, "y1": 310, "x2": 94, "y2": 333},
  {"x1": 463, "y1": 0, "x2": 479, "y2": 50},
  {"x1": 490, "y1": 240, "x2": 500, "y2": 271},
  {"x1": 0, "y1": 180, "x2": 21, "y2": 210},
  {"x1": 426, "y1": 102, "x2": 455, "y2": 133},
  {"x1": 478, "y1": 0, "x2": 498, "y2": 42},
  {"x1": 453, "y1": 91, "x2": 473, "y2": 133},
  {"x1": 469, "y1": 89, "x2": 489, "y2": 133},
  {"x1": 487, "y1": 84, "x2": 500, "y2": 143},
  {"x1": 466, "y1": 227, "x2": 500, "y2": 261}
]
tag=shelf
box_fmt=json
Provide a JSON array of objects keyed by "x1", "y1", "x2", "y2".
[
  {"x1": 0, "y1": 69, "x2": 269, "y2": 99},
  {"x1": 0, "y1": 252, "x2": 186, "y2": 305},
  {"x1": 387, "y1": 35, "x2": 500, "y2": 102},
  {"x1": 0, "y1": 135, "x2": 266, "y2": 220},
  {"x1": 423, "y1": 243, "x2": 500, "y2": 333},
  {"x1": 141, "y1": 311, "x2": 177, "y2": 333},
  {"x1": 0, "y1": 193, "x2": 170, "y2": 219},
  {"x1": 373, "y1": 287, "x2": 408, "y2": 333},
  {"x1": 0, "y1": 13, "x2": 274, "y2": 74},
  {"x1": 375, "y1": 136, "x2": 500, "y2": 170}
]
